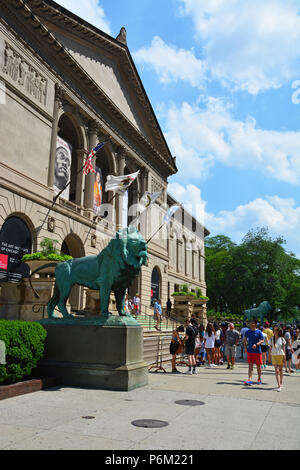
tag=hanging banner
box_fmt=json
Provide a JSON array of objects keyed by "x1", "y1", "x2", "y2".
[
  {"x1": 54, "y1": 136, "x2": 72, "y2": 200},
  {"x1": 0, "y1": 216, "x2": 32, "y2": 282},
  {"x1": 93, "y1": 166, "x2": 103, "y2": 216}
]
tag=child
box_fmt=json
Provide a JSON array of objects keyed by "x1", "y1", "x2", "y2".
[{"x1": 198, "y1": 337, "x2": 206, "y2": 365}]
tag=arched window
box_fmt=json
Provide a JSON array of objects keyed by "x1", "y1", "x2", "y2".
[{"x1": 56, "y1": 113, "x2": 81, "y2": 203}]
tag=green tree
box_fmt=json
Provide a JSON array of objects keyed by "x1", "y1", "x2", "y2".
[{"x1": 205, "y1": 227, "x2": 300, "y2": 322}]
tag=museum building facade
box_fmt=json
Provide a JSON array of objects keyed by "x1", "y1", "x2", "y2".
[{"x1": 0, "y1": 0, "x2": 208, "y2": 315}]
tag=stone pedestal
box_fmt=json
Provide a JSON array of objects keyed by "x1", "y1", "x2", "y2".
[
  {"x1": 83, "y1": 289, "x2": 117, "y2": 316},
  {"x1": 0, "y1": 278, "x2": 54, "y2": 321},
  {"x1": 172, "y1": 295, "x2": 193, "y2": 322},
  {"x1": 191, "y1": 300, "x2": 208, "y2": 327},
  {"x1": 37, "y1": 321, "x2": 148, "y2": 391}
]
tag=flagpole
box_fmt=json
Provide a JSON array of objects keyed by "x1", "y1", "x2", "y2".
[
  {"x1": 53, "y1": 138, "x2": 111, "y2": 203},
  {"x1": 146, "y1": 223, "x2": 165, "y2": 244}
]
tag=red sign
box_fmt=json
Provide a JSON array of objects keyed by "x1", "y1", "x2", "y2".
[{"x1": 0, "y1": 254, "x2": 8, "y2": 270}]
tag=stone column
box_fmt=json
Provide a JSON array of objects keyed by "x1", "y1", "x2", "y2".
[
  {"x1": 48, "y1": 84, "x2": 63, "y2": 189},
  {"x1": 75, "y1": 149, "x2": 86, "y2": 207},
  {"x1": 138, "y1": 168, "x2": 149, "y2": 238},
  {"x1": 84, "y1": 122, "x2": 98, "y2": 213}
]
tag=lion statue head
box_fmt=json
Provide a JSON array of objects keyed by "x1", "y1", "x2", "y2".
[{"x1": 108, "y1": 226, "x2": 148, "y2": 272}]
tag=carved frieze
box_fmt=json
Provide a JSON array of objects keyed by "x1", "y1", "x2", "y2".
[
  {"x1": 2, "y1": 41, "x2": 47, "y2": 105},
  {"x1": 151, "y1": 176, "x2": 164, "y2": 202}
]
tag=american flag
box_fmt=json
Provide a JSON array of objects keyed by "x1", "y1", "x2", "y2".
[{"x1": 83, "y1": 141, "x2": 108, "y2": 175}]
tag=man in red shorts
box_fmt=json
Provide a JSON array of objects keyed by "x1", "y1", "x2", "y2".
[{"x1": 243, "y1": 319, "x2": 264, "y2": 385}]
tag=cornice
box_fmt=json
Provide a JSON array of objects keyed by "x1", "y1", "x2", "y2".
[
  {"x1": 4, "y1": 0, "x2": 176, "y2": 180},
  {"x1": 22, "y1": 0, "x2": 178, "y2": 176}
]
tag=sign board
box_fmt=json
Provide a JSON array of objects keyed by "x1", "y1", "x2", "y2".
[{"x1": 0, "y1": 216, "x2": 32, "y2": 282}]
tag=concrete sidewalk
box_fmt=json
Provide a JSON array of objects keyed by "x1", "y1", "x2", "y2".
[{"x1": 0, "y1": 359, "x2": 299, "y2": 450}]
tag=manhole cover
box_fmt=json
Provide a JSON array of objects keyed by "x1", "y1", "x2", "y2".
[
  {"x1": 82, "y1": 416, "x2": 95, "y2": 419},
  {"x1": 131, "y1": 419, "x2": 168, "y2": 428},
  {"x1": 175, "y1": 400, "x2": 205, "y2": 406}
]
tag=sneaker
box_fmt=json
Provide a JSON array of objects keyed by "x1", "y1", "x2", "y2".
[
  {"x1": 192, "y1": 369, "x2": 197, "y2": 374},
  {"x1": 257, "y1": 379, "x2": 262, "y2": 385},
  {"x1": 277, "y1": 387, "x2": 282, "y2": 392},
  {"x1": 185, "y1": 370, "x2": 193, "y2": 375},
  {"x1": 227, "y1": 364, "x2": 231, "y2": 370},
  {"x1": 172, "y1": 369, "x2": 181, "y2": 374},
  {"x1": 244, "y1": 380, "x2": 253, "y2": 386}
]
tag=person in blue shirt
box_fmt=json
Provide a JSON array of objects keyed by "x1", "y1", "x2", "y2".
[
  {"x1": 154, "y1": 298, "x2": 162, "y2": 331},
  {"x1": 243, "y1": 319, "x2": 264, "y2": 386}
]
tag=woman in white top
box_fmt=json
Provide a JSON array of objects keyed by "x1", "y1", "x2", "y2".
[
  {"x1": 214, "y1": 324, "x2": 222, "y2": 365},
  {"x1": 204, "y1": 323, "x2": 216, "y2": 367},
  {"x1": 271, "y1": 326, "x2": 286, "y2": 391}
]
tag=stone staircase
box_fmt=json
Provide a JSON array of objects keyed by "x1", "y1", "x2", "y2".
[{"x1": 136, "y1": 309, "x2": 183, "y2": 367}]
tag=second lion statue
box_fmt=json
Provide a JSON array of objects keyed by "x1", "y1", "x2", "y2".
[{"x1": 30, "y1": 226, "x2": 148, "y2": 319}]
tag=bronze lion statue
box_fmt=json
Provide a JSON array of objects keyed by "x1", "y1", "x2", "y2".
[{"x1": 30, "y1": 227, "x2": 148, "y2": 319}]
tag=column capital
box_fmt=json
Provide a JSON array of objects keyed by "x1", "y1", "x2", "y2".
[
  {"x1": 116, "y1": 145, "x2": 127, "y2": 159},
  {"x1": 140, "y1": 166, "x2": 149, "y2": 178},
  {"x1": 88, "y1": 120, "x2": 98, "y2": 135}
]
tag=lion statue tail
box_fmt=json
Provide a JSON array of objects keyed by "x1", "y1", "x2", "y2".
[{"x1": 29, "y1": 262, "x2": 58, "y2": 299}]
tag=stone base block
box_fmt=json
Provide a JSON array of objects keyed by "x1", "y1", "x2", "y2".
[{"x1": 37, "y1": 323, "x2": 148, "y2": 391}]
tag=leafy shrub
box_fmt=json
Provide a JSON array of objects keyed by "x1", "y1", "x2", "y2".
[
  {"x1": 172, "y1": 291, "x2": 194, "y2": 297},
  {"x1": 22, "y1": 253, "x2": 72, "y2": 262},
  {"x1": 181, "y1": 284, "x2": 189, "y2": 293},
  {"x1": 172, "y1": 291, "x2": 209, "y2": 300},
  {"x1": 21, "y1": 237, "x2": 72, "y2": 262},
  {"x1": 40, "y1": 238, "x2": 59, "y2": 256},
  {"x1": 0, "y1": 321, "x2": 47, "y2": 385}
]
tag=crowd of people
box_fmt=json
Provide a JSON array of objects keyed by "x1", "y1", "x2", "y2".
[
  {"x1": 169, "y1": 318, "x2": 300, "y2": 391},
  {"x1": 125, "y1": 293, "x2": 141, "y2": 316}
]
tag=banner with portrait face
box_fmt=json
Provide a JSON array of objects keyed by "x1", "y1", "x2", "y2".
[
  {"x1": 93, "y1": 165, "x2": 103, "y2": 216},
  {"x1": 54, "y1": 136, "x2": 72, "y2": 200}
]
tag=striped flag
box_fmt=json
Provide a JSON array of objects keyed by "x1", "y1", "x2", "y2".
[{"x1": 83, "y1": 141, "x2": 108, "y2": 175}]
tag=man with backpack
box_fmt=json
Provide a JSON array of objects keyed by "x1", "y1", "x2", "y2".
[{"x1": 184, "y1": 318, "x2": 198, "y2": 375}]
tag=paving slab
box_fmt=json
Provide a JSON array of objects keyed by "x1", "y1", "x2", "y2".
[{"x1": 0, "y1": 359, "x2": 299, "y2": 450}]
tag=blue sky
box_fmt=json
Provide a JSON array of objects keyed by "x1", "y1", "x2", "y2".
[{"x1": 55, "y1": 0, "x2": 300, "y2": 257}]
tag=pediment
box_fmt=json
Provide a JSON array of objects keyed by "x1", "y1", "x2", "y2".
[
  {"x1": 20, "y1": 0, "x2": 177, "y2": 176},
  {"x1": 51, "y1": 28, "x2": 147, "y2": 135}
]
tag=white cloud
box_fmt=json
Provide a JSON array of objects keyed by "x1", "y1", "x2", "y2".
[
  {"x1": 177, "y1": 0, "x2": 300, "y2": 94},
  {"x1": 168, "y1": 182, "x2": 206, "y2": 226},
  {"x1": 206, "y1": 195, "x2": 300, "y2": 256},
  {"x1": 163, "y1": 97, "x2": 300, "y2": 184},
  {"x1": 168, "y1": 182, "x2": 300, "y2": 257},
  {"x1": 133, "y1": 36, "x2": 206, "y2": 88},
  {"x1": 55, "y1": 0, "x2": 111, "y2": 35}
]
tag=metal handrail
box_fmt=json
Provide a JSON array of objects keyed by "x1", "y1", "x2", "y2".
[{"x1": 134, "y1": 303, "x2": 182, "y2": 331}]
